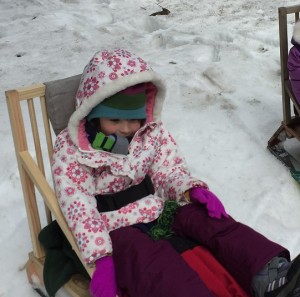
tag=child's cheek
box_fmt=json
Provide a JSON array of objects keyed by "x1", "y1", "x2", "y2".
[
  {"x1": 134, "y1": 123, "x2": 142, "y2": 132},
  {"x1": 102, "y1": 125, "x2": 117, "y2": 135}
]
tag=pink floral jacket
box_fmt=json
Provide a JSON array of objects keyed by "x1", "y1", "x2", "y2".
[{"x1": 51, "y1": 49, "x2": 207, "y2": 264}]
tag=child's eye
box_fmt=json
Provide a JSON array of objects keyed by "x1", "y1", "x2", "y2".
[
  {"x1": 109, "y1": 119, "x2": 120, "y2": 123},
  {"x1": 129, "y1": 119, "x2": 141, "y2": 123}
]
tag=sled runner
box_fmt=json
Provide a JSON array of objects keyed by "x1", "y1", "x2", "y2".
[
  {"x1": 268, "y1": 5, "x2": 300, "y2": 183},
  {"x1": 5, "y1": 76, "x2": 250, "y2": 296}
]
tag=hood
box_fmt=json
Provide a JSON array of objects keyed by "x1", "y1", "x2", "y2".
[
  {"x1": 68, "y1": 49, "x2": 166, "y2": 147},
  {"x1": 292, "y1": 21, "x2": 300, "y2": 45}
]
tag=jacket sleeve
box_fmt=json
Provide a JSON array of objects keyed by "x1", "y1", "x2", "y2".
[
  {"x1": 51, "y1": 130, "x2": 112, "y2": 264},
  {"x1": 288, "y1": 46, "x2": 300, "y2": 103},
  {"x1": 148, "y1": 123, "x2": 208, "y2": 204}
]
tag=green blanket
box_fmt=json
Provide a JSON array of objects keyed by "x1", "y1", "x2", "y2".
[{"x1": 38, "y1": 220, "x2": 90, "y2": 296}]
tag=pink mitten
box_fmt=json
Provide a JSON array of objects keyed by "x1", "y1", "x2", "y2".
[
  {"x1": 90, "y1": 256, "x2": 117, "y2": 297},
  {"x1": 189, "y1": 187, "x2": 229, "y2": 219}
]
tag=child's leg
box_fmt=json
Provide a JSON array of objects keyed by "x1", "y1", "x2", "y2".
[
  {"x1": 110, "y1": 226, "x2": 215, "y2": 297},
  {"x1": 172, "y1": 203, "x2": 290, "y2": 296}
]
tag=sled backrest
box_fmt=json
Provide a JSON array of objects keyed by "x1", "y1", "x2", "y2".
[
  {"x1": 44, "y1": 74, "x2": 81, "y2": 135},
  {"x1": 5, "y1": 78, "x2": 93, "y2": 277},
  {"x1": 279, "y1": 5, "x2": 300, "y2": 124}
]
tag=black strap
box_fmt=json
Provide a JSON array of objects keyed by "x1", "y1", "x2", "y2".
[{"x1": 95, "y1": 175, "x2": 155, "y2": 212}]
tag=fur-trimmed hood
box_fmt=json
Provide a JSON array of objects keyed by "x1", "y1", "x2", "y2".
[{"x1": 68, "y1": 49, "x2": 166, "y2": 147}]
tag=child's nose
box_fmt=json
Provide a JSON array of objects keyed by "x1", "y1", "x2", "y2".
[{"x1": 120, "y1": 121, "x2": 130, "y2": 134}]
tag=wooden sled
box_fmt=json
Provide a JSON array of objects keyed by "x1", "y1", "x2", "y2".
[
  {"x1": 268, "y1": 5, "x2": 300, "y2": 174},
  {"x1": 6, "y1": 75, "x2": 250, "y2": 297}
]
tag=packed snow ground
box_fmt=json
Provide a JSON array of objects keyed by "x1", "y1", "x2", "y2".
[{"x1": 1, "y1": 0, "x2": 300, "y2": 296}]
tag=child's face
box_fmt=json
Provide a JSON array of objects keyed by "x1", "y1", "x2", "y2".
[{"x1": 99, "y1": 118, "x2": 142, "y2": 137}]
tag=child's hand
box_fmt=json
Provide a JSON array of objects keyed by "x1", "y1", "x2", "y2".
[
  {"x1": 90, "y1": 256, "x2": 117, "y2": 297},
  {"x1": 189, "y1": 187, "x2": 229, "y2": 219}
]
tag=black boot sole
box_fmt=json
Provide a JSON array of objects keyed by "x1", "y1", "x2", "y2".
[{"x1": 265, "y1": 253, "x2": 300, "y2": 297}]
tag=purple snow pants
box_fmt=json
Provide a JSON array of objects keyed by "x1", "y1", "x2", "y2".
[
  {"x1": 110, "y1": 203, "x2": 290, "y2": 297},
  {"x1": 111, "y1": 226, "x2": 214, "y2": 297}
]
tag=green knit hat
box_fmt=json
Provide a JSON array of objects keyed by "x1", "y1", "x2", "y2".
[{"x1": 87, "y1": 84, "x2": 147, "y2": 121}]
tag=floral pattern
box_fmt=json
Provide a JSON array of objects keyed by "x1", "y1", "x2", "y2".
[
  {"x1": 75, "y1": 49, "x2": 151, "y2": 108},
  {"x1": 83, "y1": 77, "x2": 99, "y2": 97},
  {"x1": 66, "y1": 162, "x2": 88, "y2": 184},
  {"x1": 52, "y1": 49, "x2": 208, "y2": 264}
]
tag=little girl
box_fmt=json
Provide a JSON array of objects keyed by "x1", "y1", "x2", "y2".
[{"x1": 52, "y1": 49, "x2": 300, "y2": 297}]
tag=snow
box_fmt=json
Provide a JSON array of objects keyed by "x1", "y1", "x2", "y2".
[{"x1": 1, "y1": 0, "x2": 300, "y2": 296}]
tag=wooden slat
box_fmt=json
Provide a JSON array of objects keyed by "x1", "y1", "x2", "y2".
[
  {"x1": 27, "y1": 98, "x2": 52, "y2": 224},
  {"x1": 27, "y1": 99, "x2": 45, "y2": 175},
  {"x1": 279, "y1": 7, "x2": 292, "y2": 124},
  {"x1": 5, "y1": 90, "x2": 28, "y2": 152},
  {"x1": 6, "y1": 84, "x2": 46, "y2": 101},
  {"x1": 40, "y1": 95, "x2": 54, "y2": 163},
  {"x1": 40, "y1": 95, "x2": 55, "y2": 224},
  {"x1": 268, "y1": 124, "x2": 285, "y2": 147},
  {"x1": 19, "y1": 151, "x2": 94, "y2": 277},
  {"x1": 20, "y1": 163, "x2": 44, "y2": 258},
  {"x1": 284, "y1": 123, "x2": 300, "y2": 141},
  {"x1": 280, "y1": 5, "x2": 300, "y2": 15}
]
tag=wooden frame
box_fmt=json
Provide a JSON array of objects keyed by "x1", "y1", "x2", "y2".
[
  {"x1": 5, "y1": 84, "x2": 93, "y2": 297},
  {"x1": 268, "y1": 5, "x2": 300, "y2": 148}
]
